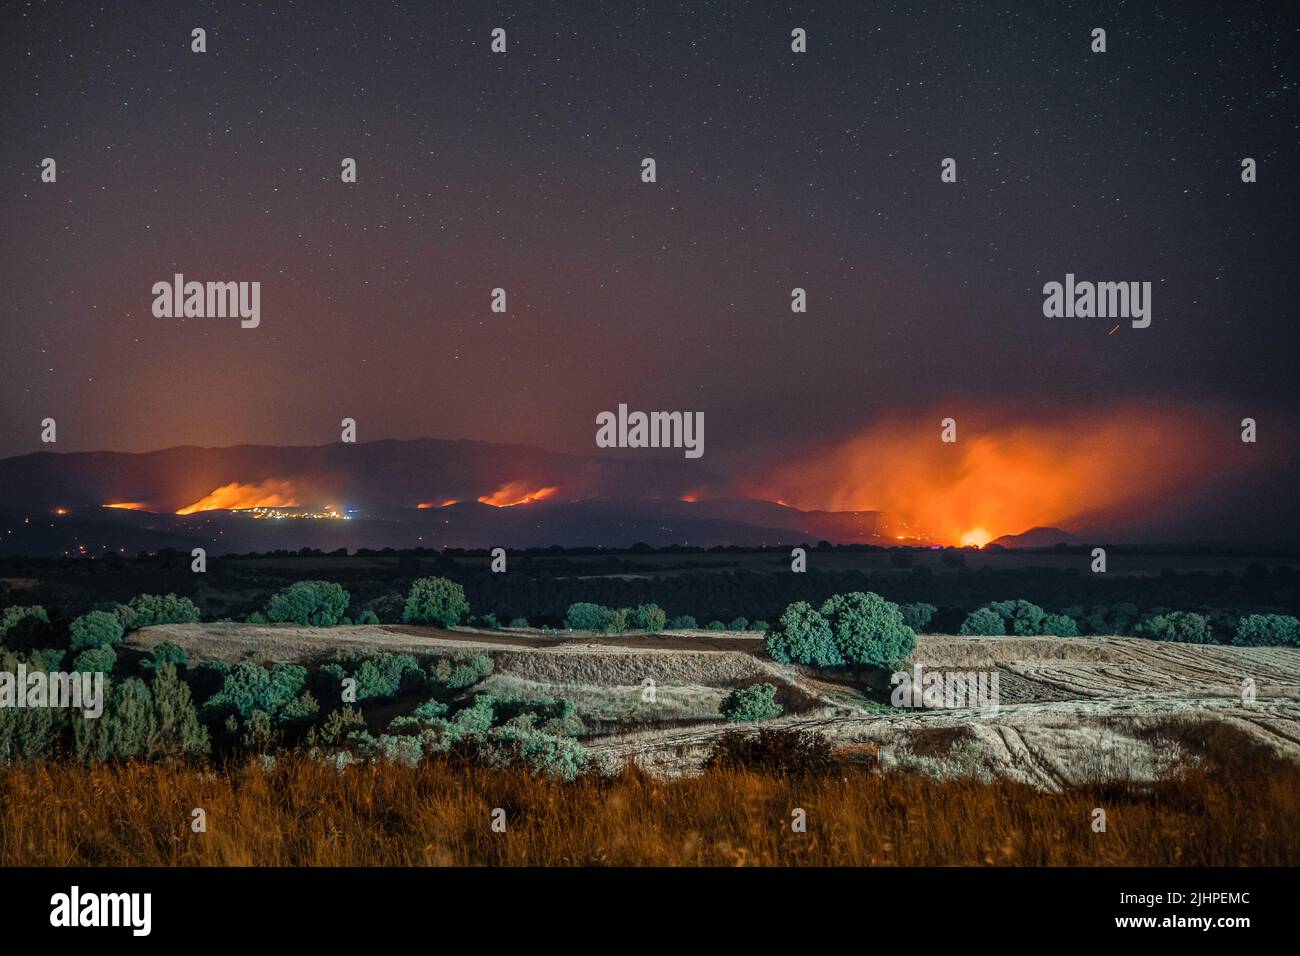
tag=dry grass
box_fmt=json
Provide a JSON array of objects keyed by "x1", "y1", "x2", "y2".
[{"x1": 2, "y1": 721, "x2": 1296, "y2": 866}]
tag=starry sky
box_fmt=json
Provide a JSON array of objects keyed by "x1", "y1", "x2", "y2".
[{"x1": 0, "y1": 1, "x2": 1296, "y2": 535}]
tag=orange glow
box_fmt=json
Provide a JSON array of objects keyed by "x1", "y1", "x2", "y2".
[
  {"x1": 749, "y1": 404, "x2": 1223, "y2": 546},
  {"x1": 176, "y1": 479, "x2": 299, "y2": 515},
  {"x1": 103, "y1": 502, "x2": 148, "y2": 511},
  {"x1": 477, "y1": 481, "x2": 559, "y2": 508},
  {"x1": 417, "y1": 500, "x2": 459, "y2": 509},
  {"x1": 52, "y1": 508, "x2": 68, "y2": 516}
]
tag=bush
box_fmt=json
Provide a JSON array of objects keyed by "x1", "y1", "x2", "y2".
[
  {"x1": 565, "y1": 602, "x2": 613, "y2": 631},
  {"x1": 354, "y1": 609, "x2": 380, "y2": 626},
  {"x1": 727, "y1": 616, "x2": 750, "y2": 631},
  {"x1": 704, "y1": 729, "x2": 834, "y2": 776},
  {"x1": 450, "y1": 725, "x2": 590, "y2": 781},
  {"x1": 900, "y1": 602, "x2": 936, "y2": 633},
  {"x1": 706, "y1": 620, "x2": 727, "y2": 631},
  {"x1": 72, "y1": 646, "x2": 117, "y2": 674},
  {"x1": 668, "y1": 615, "x2": 697, "y2": 629},
  {"x1": 141, "y1": 641, "x2": 188, "y2": 670},
  {"x1": 720, "y1": 683, "x2": 783, "y2": 722},
  {"x1": 764, "y1": 601, "x2": 841, "y2": 666},
  {"x1": 959, "y1": 607, "x2": 1005, "y2": 636},
  {"x1": 246, "y1": 611, "x2": 268, "y2": 624},
  {"x1": 508, "y1": 617, "x2": 529, "y2": 628},
  {"x1": 1233, "y1": 614, "x2": 1300, "y2": 647},
  {"x1": 266, "y1": 581, "x2": 350, "y2": 627},
  {"x1": 69, "y1": 611, "x2": 125, "y2": 651},
  {"x1": 203, "y1": 661, "x2": 309, "y2": 719},
  {"x1": 608, "y1": 608, "x2": 631, "y2": 634},
  {"x1": 1136, "y1": 611, "x2": 1214, "y2": 644},
  {"x1": 752, "y1": 620, "x2": 769, "y2": 632},
  {"x1": 402, "y1": 577, "x2": 470, "y2": 628},
  {"x1": 119, "y1": 593, "x2": 200, "y2": 630},
  {"x1": 0, "y1": 605, "x2": 50, "y2": 649},
  {"x1": 353, "y1": 653, "x2": 425, "y2": 700},
  {"x1": 629, "y1": 603, "x2": 667, "y2": 632}
]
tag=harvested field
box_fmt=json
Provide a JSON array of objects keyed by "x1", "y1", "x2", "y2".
[{"x1": 128, "y1": 624, "x2": 1300, "y2": 787}]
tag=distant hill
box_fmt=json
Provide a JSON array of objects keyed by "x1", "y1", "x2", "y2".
[{"x1": 990, "y1": 527, "x2": 1083, "y2": 549}]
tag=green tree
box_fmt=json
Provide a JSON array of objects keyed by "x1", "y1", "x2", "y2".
[
  {"x1": 266, "y1": 581, "x2": 350, "y2": 627},
  {"x1": 69, "y1": 611, "x2": 125, "y2": 651},
  {"x1": 564, "y1": 602, "x2": 613, "y2": 631},
  {"x1": 900, "y1": 602, "x2": 936, "y2": 633},
  {"x1": 402, "y1": 577, "x2": 470, "y2": 627},
  {"x1": 764, "y1": 601, "x2": 842, "y2": 666},
  {"x1": 1136, "y1": 611, "x2": 1214, "y2": 644},
  {"x1": 1233, "y1": 614, "x2": 1300, "y2": 647},
  {"x1": 120, "y1": 593, "x2": 200, "y2": 630},
  {"x1": 819, "y1": 592, "x2": 915, "y2": 668},
  {"x1": 959, "y1": 607, "x2": 1004, "y2": 636},
  {"x1": 630, "y1": 603, "x2": 667, "y2": 632}
]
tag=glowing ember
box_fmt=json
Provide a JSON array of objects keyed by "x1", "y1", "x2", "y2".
[
  {"x1": 750, "y1": 404, "x2": 1222, "y2": 546},
  {"x1": 418, "y1": 500, "x2": 460, "y2": 509},
  {"x1": 176, "y1": 479, "x2": 299, "y2": 515},
  {"x1": 477, "y1": 481, "x2": 559, "y2": 508},
  {"x1": 103, "y1": 502, "x2": 148, "y2": 511}
]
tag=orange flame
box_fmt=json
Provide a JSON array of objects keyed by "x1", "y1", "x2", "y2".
[
  {"x1": 103, "y1": 502, "x2": 148, "y2": 511},
  {"x1": 477, "y1": 481, "x2": 559, "y2": 508},
  {"x1": 176, "y1": 479, "x2": 299, "y2": 515},
  {"x1": 417, "y1": 500, "x2": 460, "y2": 509},
  {"x1": 749, "y1": 405, "x2": 1222, "y2": 546}
]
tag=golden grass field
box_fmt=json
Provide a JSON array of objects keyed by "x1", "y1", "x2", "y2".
[{"x1": 2, "y1": 722, "x2": 1296, "y2": 866}]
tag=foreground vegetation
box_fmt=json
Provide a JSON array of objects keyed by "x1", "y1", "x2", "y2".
[{"x1": 1, "y1": 722, "x2": 1294, "y2": 866}]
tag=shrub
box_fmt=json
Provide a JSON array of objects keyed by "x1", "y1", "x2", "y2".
[
  {"x1": 246, "y1": 611, "x2": 268, "y2": 625},
  {"x1": 69, "y1": 611, "x2": 125, "y2": 651},
  {"x1": 450, "y1": 725, "x2": 590, "y2": 781},
  {"x1": 1233, "y1": 614, "x2": 1300, "y2": 648},
  {"x1": 147, "y1": 664, "x2": 211, "y2": 756},
  {"x1": 141, "y1": 641, "x2": 188, "y2": 670},
  {"x1": 0, "y1": 605, "x2": 50, "y2": 649},
  {"x1": 668, "y1": 615, "x2": 697, "y2": 629},
  {"x1": 353, "y1": 653, "x2": 425, "y2": 700},
  {"x1": 727, "y1": 616, "x2": 750, "y2": 631},
  {"x1": 72, "y1": 677, "x2": 156, "y2": 761},
  {"x1": 354, "y1": 609, "x2": 380, "y2": 625},
  {"x1": 402, "y1": 577, "x2": 470, "y2": 627},
  {"x1": 630, "y1": 603, "x2": 667, "y2": 632},
  {"x1": 706, "y1": 620, "x2": 727, "y2": 631},
  {"x1": 565, "y1": 602, "x2": 613, "y2": 631},
  {"x1": 72, "y1": 646, "x2": 117, "y2": 674},
  {"x1": 119, "y1": 593, "x2": 200, "y2": 630},
  {"x1": 959, "y1": 607, "x2": 1005, "y2": 636},
  {"x1": 203, "y1": 661, "x2": 309, "y2": 719},
  {"x1": 764, "y1": 601, "x2": 841, "y2": 666},
  {"x1": 720, "y1": 683, "x2": 783, "y2": 722},
  {"x1": 508, "y1": 617, "x2": 529, "y2": 628},
  {"x1": 608, "y1": 608, "x2": 631, "y2": 634},
  {"x1": 900, "y1": 602, "x2": 936, "y2": 633},
  {"x1": 0, "y1": 650, "x2": 66, "y2": 763},
  {"x1": 704, "y1": 729, "x2": 834, "y2": 776},
  {"x1": 1136, "y1": 611, "x2": 1214, "y2": 644},
  {"x1": 752, "y1": 620, "x2": 769, "y2": 632},
  {"x1": 266, "y1": 581, "x2": 350, "y2": 627},
  {"x1": 820, "y1": 592, "x2": 916, "y2": 668}
]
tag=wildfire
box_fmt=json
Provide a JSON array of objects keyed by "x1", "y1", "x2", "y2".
[
  {"x1": 417, "y1": 500, "x2": 460, "y2": 509},
  {"x1": 749, "y1": 404, "x2": 1222, "y2": 546},
  {"x1": 477, "y1": 481, "x2": 559, "y2": 508},
  {"x1": 103, "y1": 502, "x2": 148, "y2": 511},
  {"x1": 176, "y1": 479, "x2": 300, "y2": 515}
]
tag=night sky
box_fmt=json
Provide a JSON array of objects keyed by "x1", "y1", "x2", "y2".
[{"x1": 1, "y1": 1, "x2": 1296, "y2": 538}]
